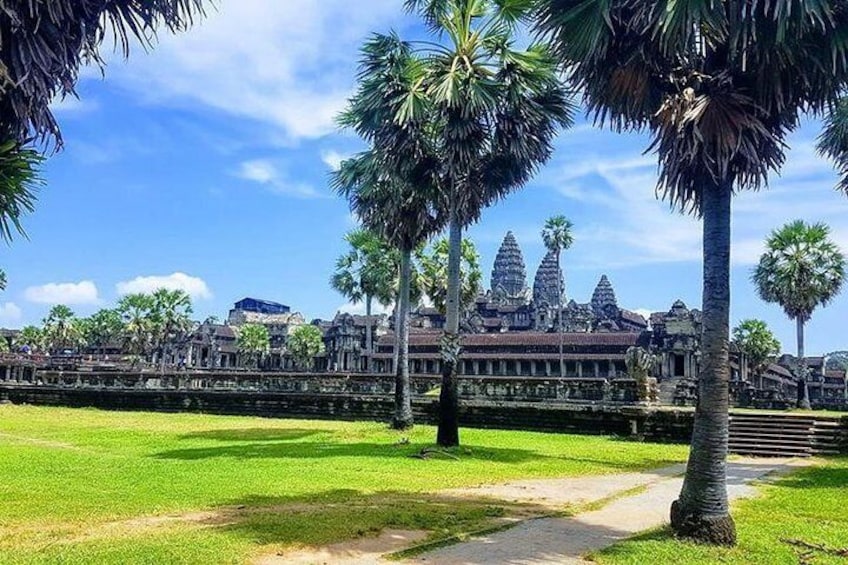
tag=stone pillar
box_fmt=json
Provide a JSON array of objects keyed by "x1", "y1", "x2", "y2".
[
  {"x1": 577, "y1": 362, "x2": 583, "y2": 378},
  {"x1": 530, "y1": 361, "x2": 537, "y2": 377},
  {"x1": 594, "y1": 361, "x2": 600, "y2": 378},
  {"x1": 486, "y1": 360, "x2": 493, "y2": 375}
]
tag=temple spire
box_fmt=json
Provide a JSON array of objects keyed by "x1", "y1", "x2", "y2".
[
  {"x1": 532, "y1": 250, "x2": 563, "y2": 306},
  {"x1": 591, "y1": 275, "x2": 618, "y2": 318},
  {"x1": 491, "y1": 231, "x2": 528, "y2": 305}
]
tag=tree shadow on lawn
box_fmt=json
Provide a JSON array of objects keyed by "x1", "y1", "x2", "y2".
[
  {"x1": 153, "y1": 439, "x2": 556, "y2": 463},
  {"x1": 177, "y1": 428, "x2": 325, "y2": 442},
  {"x1": 154, "y1": 427, "x2": 684, "y2": 470}
]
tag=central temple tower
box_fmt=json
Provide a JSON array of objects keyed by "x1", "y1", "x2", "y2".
[{"x1": 491, "y1": 231, "x2": 529, "y2": 305}]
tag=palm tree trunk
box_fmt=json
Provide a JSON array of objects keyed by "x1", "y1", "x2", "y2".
[
  {"x1": 557, "y1": 249, "x2": 564, "y2": 377},
  {"x1": 393, "y1": 246, "x2": 414, "y2": 430},
  {"x1": 365, "y1": 294, "x2": 373, "y2": 373},
  {"x1": 437, "y1": 204, "x2": 462, "y2": 447},
  {"x1": 670, "y1": 179, "x2": 736, "y2": 545},
  {"x1": 796, "y1": 318, "x2": 811, "y2": 410}
]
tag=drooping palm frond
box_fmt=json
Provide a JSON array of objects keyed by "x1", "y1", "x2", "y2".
[
  {"x1": 534, "y1": 0, "x2": 848, "y2": 214},
  {"x1": 818, "y1": 96, "x2": 848, "y2": 194},
  {"x1": 0, "y1": 139, "x2": 42, "y2": 242},
  {"x1": 0, "y1": 0, "x2": 209, "y2": 147}
]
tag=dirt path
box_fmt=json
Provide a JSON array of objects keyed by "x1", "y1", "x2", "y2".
[{"x1": 408, "y1": 458, "x2": 806, "y2": 565}]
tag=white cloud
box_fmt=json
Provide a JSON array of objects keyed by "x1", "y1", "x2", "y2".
[
  {"x1": 321, "y1": 150, "x2": 349, "y2": 171},
  {"x1": 542, "y1": 133, "x2": 848, "y2": 270},
  {"x1": 24, "y1": 281, "x2": 101, "y2": 305},
  {"x1": 336, "y1": 301, "x2": 394, "y2": 317},
  {"x1": 50, "y1": 95, "x2": 98, "y2": 115},
  {"x1": 236, "y1": 159, "x2": 325, "y2": 198},
  {"x1": 0, "y1": 302, "x2": 22, "y2": 326},
  {"x1": 104, "y1": 1, "x2": 409, "y2": 141},
  {"x1": 116, "y1": 272, "x2": 212, "y2": 300}
]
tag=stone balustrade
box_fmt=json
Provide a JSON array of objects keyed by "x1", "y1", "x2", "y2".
[{"x1": 1, "y1": 369, "x2": 643, "y2": 405}]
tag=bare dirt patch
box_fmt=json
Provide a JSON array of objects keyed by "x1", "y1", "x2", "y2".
[{"x1": 253, "y1": 529, "x2": 429, "y2": 565}]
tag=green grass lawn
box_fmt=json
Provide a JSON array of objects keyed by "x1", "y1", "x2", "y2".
[
  {"x1": 0, "y1": 405, "x2": 687, "y2": 564},
  {"x1": 593, "y1": 456, "x2": 848, "y2": 565}
]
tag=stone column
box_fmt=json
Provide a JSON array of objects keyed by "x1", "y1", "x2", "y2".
[
  {"x1": 594, "y1": 361, "x2": 600, "y2": 378},
  {"x1": 577, "y1": 362, "x2": 583, "y2": 378},
  {"x1": 530, "y1": 361, "x2": 537, "y2": 377}
]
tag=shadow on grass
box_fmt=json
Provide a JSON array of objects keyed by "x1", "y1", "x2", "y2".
[
  {"x1": 765, "y1": 459, "x2": 848, "y2": 490},
  {"x1": 177, "y1": 428, "x2": 325, "y2": 442},
  {"x1": 153, "y1": 439, "x2": 558, "y2": 463}
]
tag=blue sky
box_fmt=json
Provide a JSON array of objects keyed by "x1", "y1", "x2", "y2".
[{"x1": 1, "y1": 1, "x2": 847, "y2": 355}]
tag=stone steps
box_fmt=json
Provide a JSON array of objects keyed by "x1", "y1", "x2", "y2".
[{"x1": 728, "y1": 412, "x2": 846, "y2": 457}]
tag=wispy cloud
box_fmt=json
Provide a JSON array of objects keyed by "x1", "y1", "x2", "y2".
[
  {"x1": 24, "y1": 281, "x2": 101, "y2": 306},
  {"x1": 103, "y1": 1, "x2": 409, "y2": 142},
  {"x1": 236, "y1": 159, "x2": 326, "y2": 199},
  {"x1": 321, "y1": 150, "x2": 349, "y2": 171},
  {"x1": 116, "y1": 272, "x2": 212, "y2": 300},
  {"x1": 540, "y1": 131, "x2": 847, "y2": 270}
]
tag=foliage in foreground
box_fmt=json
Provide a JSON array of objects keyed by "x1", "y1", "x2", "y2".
[{"x1": 0, "y1": 405, "x2": 687, "y2": 564}]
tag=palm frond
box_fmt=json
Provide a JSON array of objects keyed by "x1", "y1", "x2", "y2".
[{"x1": 0, "y1": 139, "x2": 43, "y2": 242}]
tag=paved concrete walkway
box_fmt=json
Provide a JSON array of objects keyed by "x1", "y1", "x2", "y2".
[{"x1": 410, "y1": 458, "x2": 804, "y2": 565}]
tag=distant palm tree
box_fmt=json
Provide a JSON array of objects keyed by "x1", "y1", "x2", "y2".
[
  {"x1": 333, "y1": 150, "x2": 443, "y2": 429},
  {"x1": 330, "y1": 229, "x2": 396, "y2": 372},
  {"x1": 118, "y1": 293, "x2": 156, "y2": 361},
  {"x1": 1, "y1": 1, "x2": 207, "y2": 241},
  {"x1": 732, "y1": 319, "x2": 782, "y2": 389},
  {"x1": 236, "y1": 324, "x2": 270, "y2": 370},
  {"x1": 346, "y1": 0, "x2": 573, "y2": 446},
  {"x1": 42, "y1": 305, "x2": 79, "y2": 354},
  {"x1": 534, "y1": 0, "x2": 848, "y2": 545},
  {"x1": 541, "y1": 215, "x2": 574, "y2": 377},
  {"x1": 753, "y1": 221, "x2": 846, "y2": 409},
  {"x1": 152, "y1": 289, "x2": 193, "y2": 371}
]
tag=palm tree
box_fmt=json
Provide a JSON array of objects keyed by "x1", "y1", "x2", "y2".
[
  {"x1": 151, "y1": 288, "x2": 193, "y2": 371},
  {"x1": 1, "y1": 1, "x2": 207, "y2": 240},
  {"x1": 236, "y1": 323, "x2": 270, "y2": 369},
  {"x1": 287, "y1": 325, "x2": 325, "y2": 372},
  {"x1": 333, "y1": 148, "x2": 444, "y2": 429},
  {"x1": 42, "y1": 305, "x2": 79, "y2": 354},
  {"x1": 541, "y1": 215, "x2": 574, "y2": 377},
  {"x1": 330, "y1": 229, "x2": 396, "y2": 372},
  {"x1": 417, "y1": 238, "x2": 483, "y2": 316},
  {"x1": 344, "y1": 0, "x2": 573, "y2": 447},
  {"x1": 732, "y1": 319, "x2": 782, "y2": 389},
  {"x1": 753, "y1": 221, "x2": 846, "y2": 409},
  {"x1": 83, "y1": 309, "x2": 124, "y2": 356},
  {"x1": 118, "y1": 293, "x2": 156, "y2": 362},
  {"x1": 534, "y1": 0, "x2": 848, "y2": 544},
  {"x1": 16, "y1": 325, "x2": 43, "y2": 354}
]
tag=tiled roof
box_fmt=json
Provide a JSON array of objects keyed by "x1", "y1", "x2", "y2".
[{"x1": 619, "y1": 309, "x2": 648, "y2": 326}]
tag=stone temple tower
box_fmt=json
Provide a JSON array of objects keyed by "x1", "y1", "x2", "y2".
[
  {"x1": 590, "y1": 275, "x2": 619, "y2": 318},
  {"x1": 533, "y1": 250, "x2": 564, "y2": 307},
  {"x1": 491, "y1": 231, "x2": 529, "y2": 305}
]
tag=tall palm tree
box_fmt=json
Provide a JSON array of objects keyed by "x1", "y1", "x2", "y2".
[
  {"x1": 330, "y1": 229, "x2": 396, "y2": 372},
  {"x1": 333, "y1": 149, "x2": 443, "y2": 429},
  {"x1": 752, "y1": 221, "x2": 846, "y2": 409},
  {"x1": 83, "y1": 309, "x2": 124, "y2": 356},
  {"x1": 534, "y1": 0, "x2": 848, "y2": 544},
  {"x1": 417, "y1": 238, "x2": 483, "y2": 316},
  {"x1": 346, "y1": 0, "x2": 573, "y2": 446},
  {"x1": 1, "y1": 1, "x2": 207, "y2": 240},
  {"x1": 541, "y1": 215, "x2": 574, "y2": 377},
  {"x1": 151, "y1": 288, "x2": 193, "y2": 371}
]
